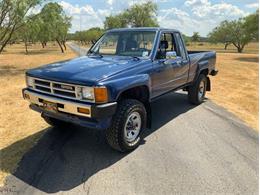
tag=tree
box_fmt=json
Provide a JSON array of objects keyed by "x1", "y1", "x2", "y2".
[
  {"x1": 244, "y1": 9, "x2": 259, "y2": 41},
  {"x1": 208, "y1": 21, "x2": 232, "y2": 50},
  {"x1": 0, "y1": 0, "x2": 43, "y2": 53},
  {"x1": 124, "y1": 1, "x2": 159, "y2": 27},
  {"x1": 72, "y1": 28, "x2": 104, "y2": 45},
  {"x1": 191, "y1": 32, "x2": 200, "y2": 42},
  {"x1": 227, "y1": 19, "x2": 253, "y2": 53},
  {"x1": 208, "y1": 11, "x2": 259, "y2": 53},
  {"x1": 104, "y1": 14, "x2": 127, "y2": 30},
  {"x1": 39, "y1": 2, "x2": 71, "y2": 53},
  {"x1": 18, "y1": 16, "x2": 41, "y2": 53},
  {"x1": 104, "y1": 1, "x2": 158, "y2": 30},
  {"x1": 85, "y1": 27, "x2": 104, "y2": 43},
  {"x1": 182, "y1": 34, "x2": 190, "y2": 45}
]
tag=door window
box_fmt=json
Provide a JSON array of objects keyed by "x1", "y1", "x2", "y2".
[{"x1": 156, "y1": 32, "x2": 179, "y2": 59}]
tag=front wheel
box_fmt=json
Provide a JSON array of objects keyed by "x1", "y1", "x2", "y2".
[
  {"x1": 188, "y1": 74, "x2": 207, "y2": 105},
  {"x1": 106, "y1": 99, "x2": 147, "y2": 152}
]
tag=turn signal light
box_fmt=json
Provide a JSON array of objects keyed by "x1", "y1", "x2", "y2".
[
  {"x1": 77, "y1": 107, "x2": 90, "y2": 115},
  {"x1": 94, "y1": 87, "x2": 108, "y2": 103}
]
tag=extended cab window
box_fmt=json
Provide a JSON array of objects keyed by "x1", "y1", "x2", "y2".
[{"x1": 174, "y1": 33, "x2": 187, "y2": 59}]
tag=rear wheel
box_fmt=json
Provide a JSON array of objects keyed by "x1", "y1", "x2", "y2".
[
  {"x1": 106, "y1": 99, "x2": 147, "y2": 152},
  {"x1": 188, "y1": 74, "x2": 207, "y2": 105}
]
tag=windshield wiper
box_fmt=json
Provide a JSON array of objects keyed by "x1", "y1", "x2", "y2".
[
  {"x1": 131, "y1": 56, "x2": 140, "y2": 61},
  {"x1": 88, "y1": 52, "x2": 103, "y2": 58}
]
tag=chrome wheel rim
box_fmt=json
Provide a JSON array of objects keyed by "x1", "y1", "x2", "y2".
[
  {"x1": 124, "y1": 112, "x2": 142, "y2": 143},
  {"x1": 198, "y1": 80, "x2": 205, "y2": 100}
]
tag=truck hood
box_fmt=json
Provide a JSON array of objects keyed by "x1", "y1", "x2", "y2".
[{"x1": 27, "y1": 56, "x2": 147, "y2": 85}]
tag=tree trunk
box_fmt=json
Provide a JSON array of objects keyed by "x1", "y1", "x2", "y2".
[
  {"x1": 56, "y1": 39, "x2": 64, "y2": 53},
  {"x1": 41, "y1": 42, "x2": 45, "y2": 48},
  {"x1": 232, "y1": 42, "x2": 244, "y2": 53},
  {"x1": 236, "y1": 44, "x2": 244, "y2": 53},
  {"x1": 0, "y1": 33, "x2": 12, "y2": 53},
  {"x1": 62, "y1": 41, "x2": 66, "y2": 50},
  {"x1": 224, "y1": 43, "x2": 229, "y2": 50},
  {"x1": 25, "y1": 40, "x2": 28, "y2": 54}
]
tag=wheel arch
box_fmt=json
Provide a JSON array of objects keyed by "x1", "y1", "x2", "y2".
[{"x1": 117, "y1": 85, "x2": 152, "y2": 129}]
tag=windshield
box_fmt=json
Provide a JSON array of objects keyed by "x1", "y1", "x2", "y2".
[{"x1": 89, "y1": 31, "x2": 156, "y2": 57}]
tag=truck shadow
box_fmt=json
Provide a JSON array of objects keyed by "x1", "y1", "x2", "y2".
[{"x1": 1, "y1": 92, "x2": 196, "y2": 193}]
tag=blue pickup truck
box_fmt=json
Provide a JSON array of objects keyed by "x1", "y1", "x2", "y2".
[{"x1": 23, "y1": 27, "x2": 218, "y2": 152}]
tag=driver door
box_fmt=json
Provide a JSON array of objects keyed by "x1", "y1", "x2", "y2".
[{"x1": 151, "y1": 32, "x2": 177, "y2": 98}]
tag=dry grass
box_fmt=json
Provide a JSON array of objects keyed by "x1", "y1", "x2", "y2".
[
  {"x1": 187, "y1": 42, "x2": 259, "y2": 54},
  {"x1": 0, "y1": 43, "x2": 77, "y2": 186},
  {"x1": 0, "y1": 41, "x2": 258, "y2": 187},
  {"x1": 207, "y1": 52, "x2": 259, "y2": 131},
  {"x1": 187, "y1": 42, "x2": 258, "y2": 130}
]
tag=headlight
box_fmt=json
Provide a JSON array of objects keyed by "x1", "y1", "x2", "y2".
[
  {"x1": 76, "y1": 86, "x2": 108, "y2": 103},
  {"x1": 82, "y1": 87, "x2": 95, "y2": 100},
  {"x1": 26, "y1": 76, "x2": 34, "y2": 88}
]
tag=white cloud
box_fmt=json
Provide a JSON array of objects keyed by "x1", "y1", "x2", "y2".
[
  {"x1": 107, "y1": 0, "x2": 114, "y2": 6},
  {"x1": 158, "y1": 8, "x2": 200, "y2": 35},
  {"x1": 58, "y1": 0, "x2": 252, "y2": 36},
  {"x1": 59, "y1": 1, "x2": 111, "y2": 32},
  {"x1": 27, "y1": 5, "x2": 42, "y2": 15},
  {"x1": 177, "y1": 0, "x2": 250, "y2": 35},
  {"x1": 185, "y1": 0, "x2": 247, "y2": 18},
  {"x1": 246, "y1": 3, "x2": 258, "y2": 9}
]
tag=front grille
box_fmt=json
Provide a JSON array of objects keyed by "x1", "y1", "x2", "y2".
[
  {"x1": 35, "y1": 85, "x2": 51, "y2": 92},
  {"x1": 32, "y1": 78, "x2": 78, "y2": 100}
]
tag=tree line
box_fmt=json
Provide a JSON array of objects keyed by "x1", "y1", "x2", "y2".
[
  {"x1": 70, "y1": 1, "x2": 159, "y2": 45},
  {"x1": 0, "y1": 0, "x2": 71, "y2": 54},
  {"x1": 72, "y1": 1, "x2": 258, "y2": 54},
  {"x1": 69, "y1": 27, "x2": 104, "y2": 45},
  {"x1": 0, "y1": 0, "x2": 258, "y2": 54}
]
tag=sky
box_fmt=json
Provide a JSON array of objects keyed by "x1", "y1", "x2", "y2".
[{"x1": 48, "y1": 0, "x2": 258, "y2": 36}]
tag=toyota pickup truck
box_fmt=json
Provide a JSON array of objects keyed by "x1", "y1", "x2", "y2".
[{"x1": 22, "y1": 27, "x2": 218, "y2": 152}]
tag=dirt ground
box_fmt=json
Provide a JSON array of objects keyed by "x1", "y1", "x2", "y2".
[
  {"x1": 0, "y1": 43, "x2": 77, "y2": 186},
  {"x1": 0, "y1": 42, "x2": 258, "y2": 187},
  {"x1": 207, "y1": 52, "x2": 259, "y2": 130}
]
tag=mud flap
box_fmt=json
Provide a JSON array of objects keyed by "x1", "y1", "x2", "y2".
[{"x1": 206, "y1": 77, "x2": 211, "y2": 91}]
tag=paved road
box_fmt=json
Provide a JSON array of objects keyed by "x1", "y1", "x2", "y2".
[{"x1": 1, "y1": 44, "x2": 258, "y2": 194}]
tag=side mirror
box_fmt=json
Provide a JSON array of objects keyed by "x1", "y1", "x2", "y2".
[{"x1": 166, "y1": 51, "x2": 177, "y2": 59}]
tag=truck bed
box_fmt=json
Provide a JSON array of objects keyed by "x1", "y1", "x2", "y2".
[{"x1": 187, "y1": 50, "x2": 217, "y2": 82}]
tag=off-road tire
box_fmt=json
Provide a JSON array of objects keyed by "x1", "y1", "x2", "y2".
[
  {"x1": 106, "y1": 99, "x2": 147, "y2": 152},
  {"x1": 188, "y1": 74, "x2": 207, "y2": 105}
]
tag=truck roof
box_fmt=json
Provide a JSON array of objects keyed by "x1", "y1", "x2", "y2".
[{"x1": 107, "y1": 27, "x2": 180, "y2": 33}]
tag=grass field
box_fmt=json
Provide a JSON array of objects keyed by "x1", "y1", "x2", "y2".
[
  {"x1": 207, "y1": 53, "x2": 258, "y2": 130},
  {"x1": 0, "y1": 42, "x2": 258, "y2": 187},
  {"x1": 0, "y1": 43, "x2": 77, "y2": 186},
  {"x1": 187, "y1": 42, "x2": 259, "y2": 54}
]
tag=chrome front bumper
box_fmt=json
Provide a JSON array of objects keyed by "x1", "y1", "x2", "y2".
[{"x1": 23, "y1": 89, "x2": 92, "y2": 117}]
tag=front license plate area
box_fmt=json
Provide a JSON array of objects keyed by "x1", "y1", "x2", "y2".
[{"x1": 42, "y1": 100, "x2": 58, "y2": 113}]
